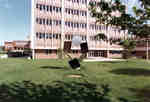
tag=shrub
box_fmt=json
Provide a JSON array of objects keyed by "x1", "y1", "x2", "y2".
[{"x1": 0, "y1": 81, "x2": 137, "y2": 102}]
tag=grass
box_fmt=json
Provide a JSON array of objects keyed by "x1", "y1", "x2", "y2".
[
  {"x1": 0, "y1": 54, "x2": 5, "y2": 56},
  {"x1": 0, "y1": 58, "x2": 150, "y2": 101}
]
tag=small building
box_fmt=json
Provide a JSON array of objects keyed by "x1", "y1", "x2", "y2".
[
  {"x1": 135, "y1": 39, "x2": 150, "y2": 59},
  {"x1": 4, "y1": 40, "x2": 30, "y2": 52},
  {"x1": 4, "y1": 42, "x2": 14, "y2": 51}
]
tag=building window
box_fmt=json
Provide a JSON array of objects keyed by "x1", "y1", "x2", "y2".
[
  {"x1": 56, "y1": 7, "x2": 59, "y2": 12},
  {"x1": 49, "y1": 19, "x2": 52, "y2": 25},
  {"x1": 53, "y1": 6, "x2": 56, "y2": 11},
  {"x1": 43, "y1": 33, "x2": 45, "y2": 39},
  {"x1": 43, "y1": 19, "x2": 45, "y2": 25},
  {"x1": 36, "y1": 32, "x2": 39, "y2": 39},
  {"x1": 39, "y1": 4, "x2": 42, "y2": 10},
  {"x1": 46, "y1": 19, "x2": 49, "y2": 25},
  {"x1": 36, "y1": 18, "x2": 39, "y2": 23},
  {"x1": 43, "y1": 5, "x2": 46, "y2": 10},
  {"x1": 49, "y1": 34, "x2": 52, "y2": 39},
  {"x1": 59, "y1": 34, "x2": 61, "y2": 39},
  {"x1": 53, "y1": 34, "x2": 56, "y2": 39},
  {"x1": 39, "y1": 18, "x2": 42, "y2": 24},
  {"x1": 56, "y1": 34, "x2": 58, "y2": 39},
  {"x1": 46, "y1": 5, "x2": 49, "y2": 11},
  {"x1": 39, "y1": 33, "x2": 42, "y2": 39},
  {"x1": 46, "y1": 33, "x2": 49, "y2": 39},
  {"x1": 36, "y1": 4, "x2": 39, "y2": 9},
  {"x1": 49, "y1": 6, "x2": 52, "y2": 12}
]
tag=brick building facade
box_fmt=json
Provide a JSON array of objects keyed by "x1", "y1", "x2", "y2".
[{"x1": 4, "y1": 41, "x2": 30, "y2": 52}]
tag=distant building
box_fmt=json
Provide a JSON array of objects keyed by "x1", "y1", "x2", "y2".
[
  {"x1": 4, "y1": 40, "x2": 30, "y2": 52},
  {"x1": 135, "y1": 39, "x2": 150, "y2": 59},
  {"x1": 4, "y1": 42, "x2": 14, "y2": 51}
]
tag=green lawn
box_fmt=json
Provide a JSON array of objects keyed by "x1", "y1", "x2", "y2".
[
  {"x1": 0, "y1": 54, "x2": 5, "y2": 56},
  {"x1": 0, "y1": 58, "x2": 150, "y2": 101}
]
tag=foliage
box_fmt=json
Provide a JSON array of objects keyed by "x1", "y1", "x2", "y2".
[
  {"x1": 120, "y1": 39, "x2": 136, "y2": 59},
  {"x1": 0, "y1": 59, "x2": 150, "y2": 101},
  {"x1": 89, "y1": 0, "x2": 131, "y2": 28},
  {"x1": 24, "y1": 48, "x2": 31, "y2": 52},
  {"x1": 139, "y1": 0, "x2": 150, "y2": 8},
  {"x1": 0, "y1": 46, "x2": 6, "y2": 54},
  {"x1": 0, "y1": 51, "x2": 7, "y2": 54},
  {"x1": 94, "y1": 33, "x2": 108, "y2": 41},
  {"x1": 0, "y1": 80, "x2": 130, "y2": 102},
  {"x1": 89, "y1": 0, "x2": 150, "y2": 60},
  {"x1": 89, "y1": 0, "x2": 150, "y2": 39},
  {"x1": 0, "y1": 46, "x2": 4, "y2": 51},
  {"x1": 120, "y1": 40, "x2": 136, "y2": 51}
]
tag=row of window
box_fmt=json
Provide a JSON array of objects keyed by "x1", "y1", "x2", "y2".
[
  {"x1": 90, "y1": 24, "x2": 106, "y2": 30},
  {"x1": 36, "y1": 17, "x2": 87, "y2": 29},
  {"x1": 65, "y1": 34, "x2": 87, "y2": 41},
  {"x1": 90, "y1": 24, "x2": 121, "y2": 31},
  {"x1": 90, "y1": 36, "x2": 99, "y2": 41},
  {"x1": 36, "y1": 32, "x2": 61, "y2": 39},
  {"x1": 36, "y1": 3, "x2": 87, "y2": 16},
  {"x1": 36, "y1": 32, "x2": 87, "y2": 41},
  {"x1": 89, "y1": 51, "x2": 105, "y2": 57},
  {"x1": 36, "y1": 18, "x2": 61, "y2": 26},
  {"x1": 90, "y1": 35, "x2": 106, "y2": 41},
  {"x1": 36, "y1": 17, "x2": 120, "y2": 31},
  {"x1": 14, "y1": 47, "x2": 24, "y2": 51},
  {"x1": 45, "y1": 50, "x2": 107, "y2": 56},
  {"x1": 65, "y1": 21, "x2": 87, "y2": 28},
  {"x1": 67, "y1": 0, "x2": 87, "y2": 4},
  {"x1": 36, "y1": 4, "x2": 61, "y2": 13},
  {"x1": 45, "y1": 49, "x2": 80, "y2": 55},
  {"x1": 65, "y1": 8, "x2": 87, "y2": 16}
]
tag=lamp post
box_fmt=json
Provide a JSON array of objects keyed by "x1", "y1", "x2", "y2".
[{"x1": 146, "y1": 39, "x2": 149, "y2": 60}]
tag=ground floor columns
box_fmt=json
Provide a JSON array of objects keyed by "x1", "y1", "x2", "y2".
[
  {"x1": 32, "y1": 49, "x2": 35, "y2": 60},
  {"x1": 107, "y1": 50, "x2": 110, "y2": 58}
]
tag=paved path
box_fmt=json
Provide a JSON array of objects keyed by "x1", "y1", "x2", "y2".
[{"x1": 83, "y1": 57, "x2": 125, "y2": 62}]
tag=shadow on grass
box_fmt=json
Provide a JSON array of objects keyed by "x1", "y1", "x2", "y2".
[
  {"x1": 110, "y1": 68, "x2": 150, "y2": 76},
  {"x1": 129, "y1": 87, "x2": 150, "y2": 102},
  {"x1": 40, "y1": 66, "x2": 68, "y2": 70},
  {"x1": 0, "y1": 80, "x2": 114, "y2": 102}
]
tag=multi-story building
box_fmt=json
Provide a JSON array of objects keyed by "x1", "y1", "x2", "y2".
[{"x1": 31, "y1": 0, "x2": 127, "y2": 59}]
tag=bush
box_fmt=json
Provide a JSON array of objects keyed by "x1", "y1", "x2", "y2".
[
  {"x1": 0, "y1": 51, "x2": 7, "y2": 54},
  {"x1": 0, "y1": 81, "x2": 137, "y2": 102}
]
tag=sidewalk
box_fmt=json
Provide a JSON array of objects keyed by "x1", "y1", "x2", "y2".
[{"x1": 83, "y1": 57, "x2": 125, "y2": 62}]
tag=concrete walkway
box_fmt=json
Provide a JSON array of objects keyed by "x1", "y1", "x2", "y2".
[{"x1": 83, "y1": 57, "x2": 125, "y2": 62}]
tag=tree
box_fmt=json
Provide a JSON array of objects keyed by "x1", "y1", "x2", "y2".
[
  {"x1": 89, "y1": 0, "x2": 150, "y2": 59},
  {"x1": 89, "y1": 0, "x2": 150, "y2": 37},
  {"x1": 121, "y1": 39, "x2": 136, "y2": 59}
]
